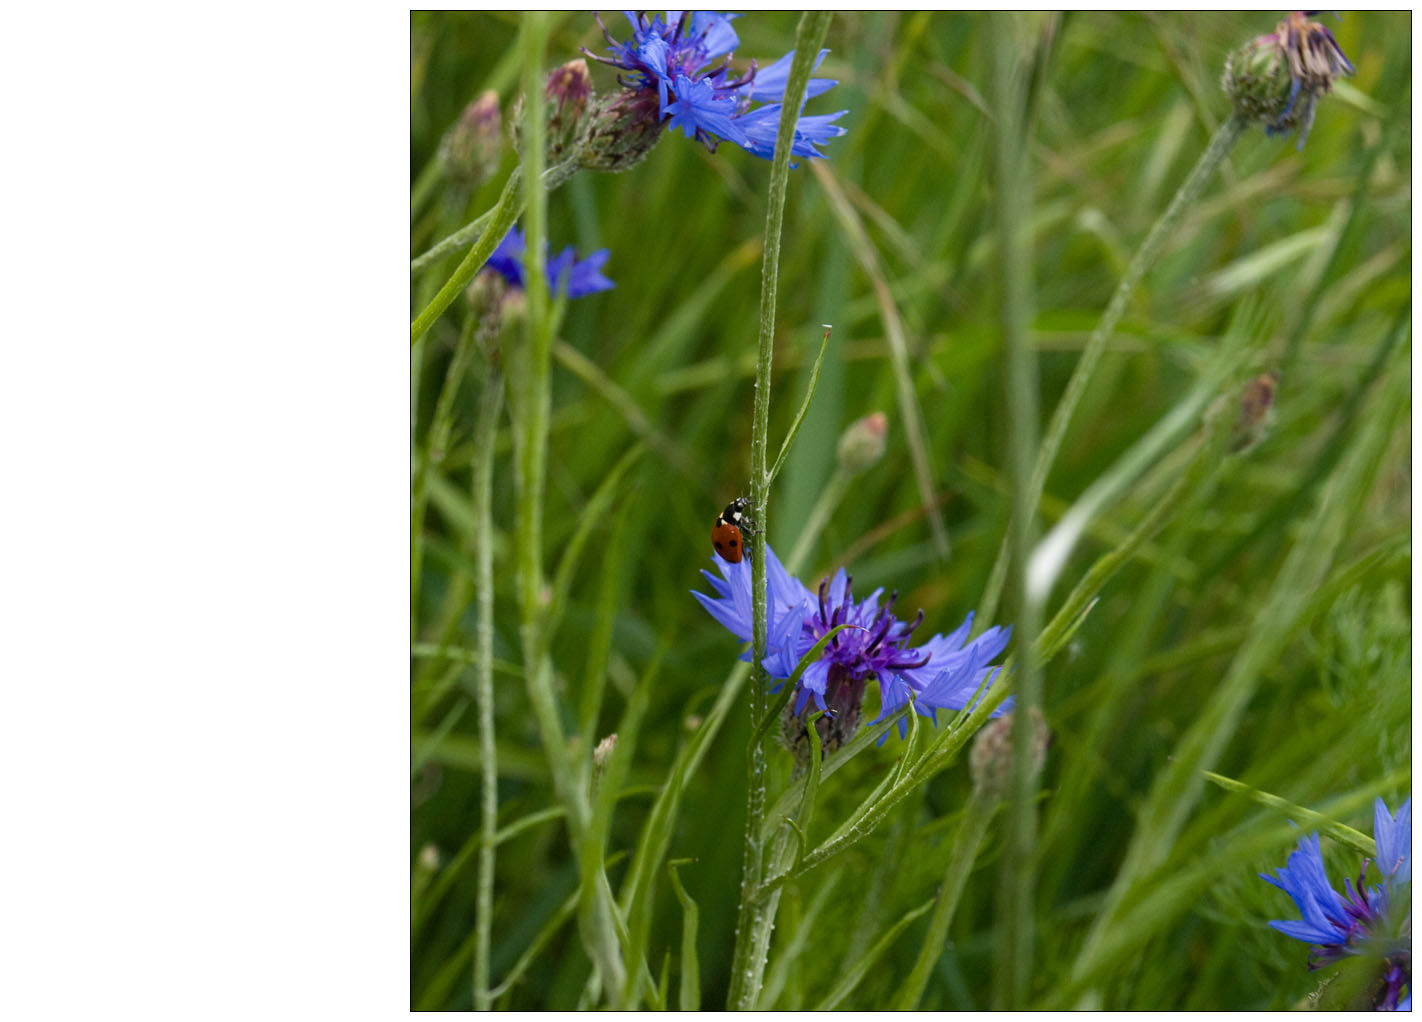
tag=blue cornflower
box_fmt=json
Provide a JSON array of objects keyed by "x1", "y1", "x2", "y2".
[
  {"x1": 692, "y1": 544, "x2": 1012, "y2": 758},
  {"x1": 1260, "y1": 796, "x2": 1412, "y2": 1010},
  {"x1": 587, "y1": 11, "x2": 847, "y2": 163},
  {"x1": 484, "y1": 227, "x2": 614, "y2": 299}
]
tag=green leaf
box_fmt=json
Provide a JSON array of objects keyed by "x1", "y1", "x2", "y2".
[
  {"x1": 1202, "y1": 772, "x2": 1375, "y2": 858},
  {"x1": 769, "y1": 325, "x2": 834, "y2": 485},
  {"x1": 668, "y1": 860, "x2": 701, "y2": 1011},
  {"x1": 811, "y1": 897, "x2": 936, "y2": 1010}
]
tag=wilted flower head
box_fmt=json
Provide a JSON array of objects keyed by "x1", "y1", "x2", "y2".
[
  {"x1": 483, "y1": 226, "x2": 614, "y2": 299},
  {"x1": 1260, "y1": 796, "x2": 1412, "y2": 1010},
  {"x1": 582, "y1": 11, "x2": 847, "y2": 171},
  {"x1": 1223, "y1": 11, "x2": 1355, "y2": 149},
  {"x1": 693, "y1": 544, "x2": 1011, "y2": 764}
]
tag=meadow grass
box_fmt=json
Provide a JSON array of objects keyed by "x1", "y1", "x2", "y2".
[{"x1": 410, "y1": 11, "x2": 1411, "y2": 1010}]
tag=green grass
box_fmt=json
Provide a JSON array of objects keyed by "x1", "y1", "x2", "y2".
[{"x1": 410, "y1": 11, "x2": 1411, "y2": 1010}]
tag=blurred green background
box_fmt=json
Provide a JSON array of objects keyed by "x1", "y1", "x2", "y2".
[{"x1": 411, "y1": 11, "x2": 1410, "y2": 1010}]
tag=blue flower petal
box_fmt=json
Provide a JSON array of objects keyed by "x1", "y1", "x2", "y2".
[{"x1": 746, "y1": 49, "x2": 836, "y2": 103}]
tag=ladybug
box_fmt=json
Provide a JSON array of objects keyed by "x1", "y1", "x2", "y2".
[{"x1": 711, "y1": 497, "x2": 755, "y2": 563}]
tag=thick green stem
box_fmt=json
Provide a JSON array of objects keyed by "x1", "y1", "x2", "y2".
[
  {"x1": 726, "y1": 12, "x2": 834, "y2": 1012},
  {"x1": 977, "y1": 112, "x2": 1249, "y2": 629},
  {"x1": 506, "y1": 15, "x2": 624, "y2": 1003},
  {"x1": 990, "y1": 17, "x2": 1041, "y2": 1010},
  {"x1": 472, "y1": 366, "x2": 504, "y2": 1011}
]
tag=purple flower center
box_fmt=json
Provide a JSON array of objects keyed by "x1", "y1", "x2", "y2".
[{"x1": 807, "y1": 575, "x2": 928, "y2": 683}]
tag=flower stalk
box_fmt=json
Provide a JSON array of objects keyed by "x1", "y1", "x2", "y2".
[
  {"x1": 507, "y1": 13, "x2": 625, "y2": 1004},
  {"x1": 977, "y1": 111, "x2": 1249, "y2": 629},
  {"x1": 471, "y1": 364, "x2": 503, "y2": 1011},
  {"x1": 990, "y1": 17, "x2": 1041, "y2": 1008},
  {"x1": 726, "y1": 11, "x2": 834, "y2": 1012}
]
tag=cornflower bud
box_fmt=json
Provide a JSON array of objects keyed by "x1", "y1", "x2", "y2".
[
  {"x1": 969, "y1": 707, "x2": 1049, "y2": 802},
  {"x1": 440, "y1": 91, "x2": 503, "y2": 190},
  {"x1": 837, "y1": 412, "x2": 889, "y2": 475},
  {"x1": 579, "y1": 87, "x2": 667, "y2": 174},
  {"x1": 1222, "y1": 12, "x2": 1354, "y2": 149},
  {"x1": 513, "y1": 59, "x2": 595, "y2": 182},
  {"x1": 465, "y1": 272, "x2": 520, "y2": 366}
]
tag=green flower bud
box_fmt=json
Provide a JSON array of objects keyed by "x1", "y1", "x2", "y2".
[
  {"x1": 512, "y1": 59, "x2": 595, "y2": 183},
  {"x1": 440, "y1": 91, "x2": 503, "y2": 191},
  {"x1": 1222, "y1": 33, "x2": 1291, "y2": 123},
  {"x1": 465, "y1": 273, "x2": 522, "y2": 366},
  {"x1": 837, "y1": 412, "x2": 889, "y2": 475},
  {"x1": 579, "y1": 88, "x2": 666, "y2": 174},
  {"x1": 969, "y1": 707, "x2": 1050, "y2": 802}
]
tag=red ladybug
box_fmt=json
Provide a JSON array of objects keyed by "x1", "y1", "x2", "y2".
[{"x1": 711, "y1": 497, "x2": 755, "y2": 563}]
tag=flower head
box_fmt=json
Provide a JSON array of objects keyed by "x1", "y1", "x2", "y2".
[
  {"x1": 1260, "y1": 796, "x2": 1412, "y2": 1010},
  {"x1": 693, "y1": 544, "x2": 1012, "y2": 762},
  {"x1": 584, "y1": 11, "x2": 847, "y2": 166},
  {"x1": 483, "y1": 227, "x2": 614, "y2": 299},
  {"x1": 1222, "y1": 11, "x2": 1355, "y2": 150}
]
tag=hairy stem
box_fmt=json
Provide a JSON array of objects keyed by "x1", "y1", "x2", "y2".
[
  {"x1": 726, "y1": 11, "x2": 835, "y2": 1011},
  {"x1": 977, "y1": 112, "x2": 1249, "y2": 629},
  {"x1": 472, "y1": 365, "x2": 504, "y2": 1011}
]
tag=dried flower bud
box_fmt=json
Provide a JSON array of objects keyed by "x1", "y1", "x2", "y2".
[
  {"x1": 440, "y1": 91, "x2": 503, "y2": 190},
  {"x1": 837, "y1": 412, "x2": 889, "y2": 475},
  {"x1": 465, "y1": 273, "x2": 522, "y2": 366},
  {"x1": 1230, "y1": 371, "x2": 1279, "y2": 454},
  {"x1": 1223, "y1": 12, "x2": 1354, "y2": 149},
  {"x1": 969, "y1": 707, "x2": 1050, "y2": 801}
]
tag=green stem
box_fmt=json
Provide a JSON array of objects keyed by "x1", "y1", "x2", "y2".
[
  {"x1": 411, "y1": 315, "x2": 478, "y2": 638},
  {"x1": 413, "y1": 187, "x2": 508, "y2": 275},
  {"x1": 411, "y1": 168, "x2": 525, "y2": 347},
  {"x1": 472, "y1": 366, "x2": 504, "y2": 1012},
  {"x1": 991, "y1": 17, "x2": 1040, "y2": 1010},
  {"x1": 410, "y1": 155, "x2": 445, "y2": 221},
  {"x1": 507, "y1": 15, "x2": 624, "y2": 1004},
  {"x1": 895, "y1": 790, "x2": 999, "y2": 1010},
  {"x1": 726, "y1": 12, "x2": 834, "y2": 1012},
  {"x1": 976, "y1": 112, "x2": 1249, "y2": 629},
  {"x1": 411, "y1": 157, "x2": 582, "y2": 276}
]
